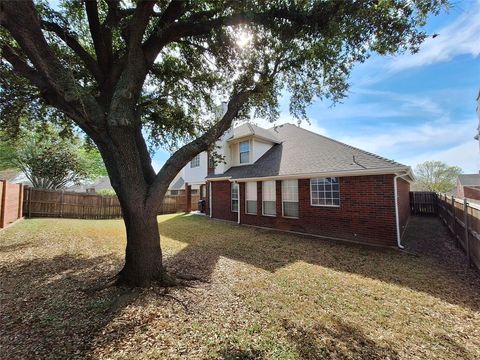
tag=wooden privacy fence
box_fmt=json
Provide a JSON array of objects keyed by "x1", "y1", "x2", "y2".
[
  {"x1": 23, "y1": 188, "x2": 188, "y2": 219},
  {"x1": 437, "y1": 193, "x2": 480, "y2": 271},
  {"x1": 0, "y1": 180, "x2": 24, "y2": 228},
  {"x1": 410, "y1": 191, "x2": 437, "y2": 215},
  {"x1": 24, "y1": 188, "x2": 122, "y2": 219}
]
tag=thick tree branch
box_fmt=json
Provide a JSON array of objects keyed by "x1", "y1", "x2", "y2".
[
  {"x1": 41, "y1": 20, "x2": 103, "y2": 82},
  {"x1": 2, "y1": 45, "x2": 85, "y2": 126},
  {"x1": 84, "y1": 0, "x2": 111, "y2": 71},
  {"x1": 107, "y1": 1, "x2": 156, "y2": 125},
  {"x1": 146, "y1": 87, "x2": 257, "y2": 210},
  {"x1": 1, "y1": 0, "x2": 104, "y2": 129},
  {"x1": 142, "y1": 4, "x2": 341, "y2": 66}
]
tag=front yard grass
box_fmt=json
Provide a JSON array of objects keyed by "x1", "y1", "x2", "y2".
[{"x1": 0, "y1": 214, "x2": 479, "y2": 359}]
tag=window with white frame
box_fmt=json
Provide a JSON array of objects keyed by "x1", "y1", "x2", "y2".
[
  {"x1": 245, "y1": 182, "x2": 257, "y2": 214},
  {"x1": 231, "y1": 183, "x2": 239, "y2": 212},
  {"x1": 190, "y1": 154, "x2": 200, "y2": 168},
  {"x1": 262, "y1": 180, "x2": 276, "y2": 216},
  {"x1": 239, "y1": 140, "x2": 250, "y2": 164},
  {"x1": 310, "y1": 177, "x2": 340, "y2": 206},
  {"x1": 282, "y1": 180, "x2": 299, "y2": 218}
]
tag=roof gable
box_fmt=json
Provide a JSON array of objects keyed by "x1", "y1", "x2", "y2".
[{"x1": 208, "y1": 123, "x2": 409, "y2": 180}]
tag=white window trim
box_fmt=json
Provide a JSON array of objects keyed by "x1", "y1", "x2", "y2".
[
  {"x1": 231, "y1": 183, "x2": 239, "y2": 212},
  {"x1": 245, "y1": 181, "x2": 257, "y2": 215},
  {"x1": 281, "y1": 179, "x2": 299, "y2": 218},
  {"x1": 239, "y1": 140, "x2": 251, "y2": 164},
  {"x1": 190, "y1": 154, "x2": 200, "y2": 168},
  {"x1": 262, "y1": 180, "x2": 276, "y2": 217},
  {"x1": 310, "y1": 178, "x2": 341, "y2": 207}
]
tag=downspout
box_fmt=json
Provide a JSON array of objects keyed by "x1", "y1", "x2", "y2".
[
  {"x1": 237, "y1": 181, "x2": 241, "y2": 224},
  {"x1": 209, "y1": 182, "x2": 212, "y2": 218},
  {"x1": 394, "y1": 172, "x2": 408, "y2": 249}
]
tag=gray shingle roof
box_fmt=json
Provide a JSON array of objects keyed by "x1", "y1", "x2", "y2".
[
  {"x1": 207, "y1": 123, "x2": 408, "y2": 179},
  {"x1": 169, "y1": 176, "x2": 185, "y2": 190},
  {"x1": 458, "y1": 174, "x2": 480, "y2": 187}
]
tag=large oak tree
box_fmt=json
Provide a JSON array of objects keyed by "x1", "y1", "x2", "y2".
[{"x1": 0, "y1": 0, "x2": 446, "y2": 286}]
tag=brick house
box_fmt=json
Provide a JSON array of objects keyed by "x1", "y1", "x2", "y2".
[
  {"x1": 456, "y1": 174, "x2": 480, "y2": 201},
  {"x1": 183, "y1": 123, "x2": 413, "y2": 248}
]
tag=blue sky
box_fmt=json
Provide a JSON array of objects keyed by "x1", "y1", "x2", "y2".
[{"x1": 150, "y1": 0, "x2": 480, "y2": 174}]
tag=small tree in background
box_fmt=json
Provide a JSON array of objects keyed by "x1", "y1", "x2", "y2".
[
  {"x1": 0, "y1": 126, "x2": 107, "y2": 188},
  {"x1": 414, "y1": 160, "x2": 462, "y2": 193}
]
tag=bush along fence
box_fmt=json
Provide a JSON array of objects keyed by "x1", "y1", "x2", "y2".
[
  {"x1": 0, "y1": 180, "x2": 24, "y2": 229},
  {"x1": 23, "y1": 187, "x2": 189, "y2": 220}
]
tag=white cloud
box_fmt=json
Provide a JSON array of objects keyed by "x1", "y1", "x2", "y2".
[
  {"x1": 389, "y1": 1, "x2": 480, "y2": 72},
  {"x1": 399, "y1": 141, "x2": 479, "y2": 174},
  {"x1": 338, "y1": 117, "x2": 478, "y2": 172}
]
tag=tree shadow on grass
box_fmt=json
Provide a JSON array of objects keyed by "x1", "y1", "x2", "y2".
[
  {"x1": 282, "y1": 317, "x2": 400, "y2": 360},
  {"x1": 161, "y1": 214, "x2": 480, "y2": 312},
  {"x1": 0, "y1": 253, "x2": 137, "y2": 359}
]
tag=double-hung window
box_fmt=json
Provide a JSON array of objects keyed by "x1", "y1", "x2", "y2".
[
  {"x1": 231, "y1": 183, "x2": 239, "y2": 212},
  {"x1": 262, "y1": 180, "x2": 276, "y2": 216},
  {"x1": 282, "y1": 180, "x2": 299, "y2": 218},
  {"x1": 310, "y1": 177, "x2": 340, "y2": 206},
  {"x1": 245, "y1": 182, "x2": 257, "y2": 214},
  {"x1": 239, "y1": 141, "x2": 250, "y2": 164},
  {"x1": 190, "y1": 154, "x2": 200, "y2": 168}
]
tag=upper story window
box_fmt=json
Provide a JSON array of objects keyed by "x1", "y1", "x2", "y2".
[
  {"x1": 190, "y1": 154, "x2": 200, "y2": 168},
  {"x1": 262, "y1": 180, "x2": 276, "y2": 216},
  {"x1": 310, "y1": 177, "x2": 340, "y2": 207},
  {"x1": 282, "y1": 180, "x2": 299, "y2": 218},
  {"x1": 231, "y1": 183, "x2": 239, "y2": 212},
  {"x1": 245, "y1": 182, "x2": 257, "y2": 215},
  {"x1": 239, "y1": 141, "x2": 250, "y2": 164}
]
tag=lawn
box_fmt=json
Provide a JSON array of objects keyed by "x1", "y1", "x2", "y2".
[{"x1": 0, "y1": 214, "x2": 479, "y2": 359}]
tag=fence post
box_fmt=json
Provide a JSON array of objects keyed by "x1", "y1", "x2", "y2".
[
  {"x1": 17, "y1": 184, "x2": 24, "y2": 219},
  {"x1": 464, "y1": 198, "x2": 471, "y2": 268},
  {"x1": 60, "y1": 190, "x2": 64, "y2": 218},
  {"x1": 0, "y1": 180, "x2": 6, "y2": 228},
  {"x1": 28, "y1": 187, "x2": 32, "y2": 218},
  {"x1": 450, "y1": 196, "x2": 457, "y2": 246}
]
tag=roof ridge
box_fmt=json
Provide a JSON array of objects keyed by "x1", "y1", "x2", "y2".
[{"x1": 279, "y1": 123, "x2": 405, "y2": 168}]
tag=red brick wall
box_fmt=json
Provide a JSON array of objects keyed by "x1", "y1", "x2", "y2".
[
  {"x1": 209, "y1": 180, "x2": 237, "y2": 222},
  {"x1": 211, "y1": 175, "x2": 404, "y2": 247},
  {"x1": 0, "y1": 180, "x2": 23, "y2": 228},
  {"x1": 397, "y1": 178, "x2": 410, "y2": 238},
  {"x1": 464, "y1": 186, "x2": 480, "y2": 201}
]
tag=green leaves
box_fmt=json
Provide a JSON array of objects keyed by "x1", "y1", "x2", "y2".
[
  {"x1": 0, "y1": 0, "x2": 448, "y2": 154},
  {"x1": 2, "y1": 125, "x2": 107, "y2": 189},
  {"x1": 414, "y1": 160, "x2": 462, "y2": 193}
]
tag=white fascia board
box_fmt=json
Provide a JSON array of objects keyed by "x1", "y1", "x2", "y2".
[{"x1": 232, "y1": 167, "x2": 412, "y2": 182}]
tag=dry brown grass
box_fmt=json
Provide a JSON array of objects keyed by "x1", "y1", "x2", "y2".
[{"x1": 0, "y1": 214, "x2": 479, "y2": 359}]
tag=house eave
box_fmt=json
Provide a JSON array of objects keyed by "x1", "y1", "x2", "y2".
[{"x1": 206, "y1": 166, "x2": 413, "y2": 182}]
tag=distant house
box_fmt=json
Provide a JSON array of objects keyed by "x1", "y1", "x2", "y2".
[
  {"x1": 178, "y1": 122, "x2": 414, "y2": 248},
  {"x1": 456, "y1": 174, "x2": 480, "y2": 201},
  {"x1": 166, "y1": 173, "x2": 185, "y2": 196}
]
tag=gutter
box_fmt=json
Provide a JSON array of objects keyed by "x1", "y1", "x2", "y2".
[
  {"x1": 209, "y1": 181, "x2": 212, "y2": 218},
  {"x1": 236, "y1": 181, "x2": 241, "y2": 224},
  {"x1": 394, "y1": 171, "x2": 411, "y2": 249}
]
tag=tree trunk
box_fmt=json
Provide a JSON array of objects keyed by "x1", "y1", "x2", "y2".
[{"x1": 117, "y1": 208, "x2": 171, "y2": 287}]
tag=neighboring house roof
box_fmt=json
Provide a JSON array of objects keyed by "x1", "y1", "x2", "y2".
[
  {"x1": 458, "y1": 174, "x2": 480, "y2": 187},
  {"x1": 67, "y1": 176, "x2": 113, "y2": 192},
  {"x1": 207, "y1": 123, "x2": 410, "y2": 180},
  {"x1": 0, "y1": 169, "x2": 32, "y2": 186},
  {"x1": 228, "y1": 123, "x2": 280, "y2": 144},
  {"x1": 169, "y1": 176, "x2": 185, "y2": 190}
]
